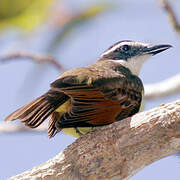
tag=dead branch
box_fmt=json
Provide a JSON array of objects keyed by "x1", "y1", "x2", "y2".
[
  {"x1": 158, "y1": 0, "x2": 180, "y2": 35},
  {"x1": 0, "y1": 122, "x2": 48, "y2": 134},
  {"x1": 9, "y1": 100, "x2": 180, "y2": 180},
  {"x1": 0, "y1": 52, "x2": 66, "y2": 72},
  {"x1": 144, "y1": 73, "x2": 180, "y2": 99}
]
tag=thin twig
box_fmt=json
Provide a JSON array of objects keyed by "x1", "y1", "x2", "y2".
[
  {"x1": 144, "y1": 73, "x2": 180, "y2": 99},
  {"x1": 0, "y1": 52, "x2": 66, "y2": 72},
  {"x1": 158, "y1": 0, "x2": 180, "y2": 35},
  {"x1": 0, "y1": 122, "x2": 48, "y2": 134}
]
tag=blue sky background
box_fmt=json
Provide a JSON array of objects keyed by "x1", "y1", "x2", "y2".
[{"x1": 0, "y1": 0, "x2": 180, "y2": 179}]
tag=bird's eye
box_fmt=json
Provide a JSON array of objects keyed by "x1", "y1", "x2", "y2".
[{"x1": 122, "y1": 45, "x2": 130, "y2": 51}]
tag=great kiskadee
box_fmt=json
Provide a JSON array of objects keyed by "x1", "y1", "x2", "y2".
[{"x1": 5, "y1": 40, "x2": 171, "y2": 138}]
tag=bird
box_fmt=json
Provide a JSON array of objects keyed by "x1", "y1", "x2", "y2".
[{"x1": 5, "y1": 40, "x2": 172, "y2": 138}]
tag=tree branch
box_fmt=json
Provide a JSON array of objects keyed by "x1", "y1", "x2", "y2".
[
  {"x1": 0, "y1": 52, "x2": 66, "y2": 72},
  {"x1": 158, "y1": 0, "x2": 180, "y2": 35},
  {"x1": 0, "y1": 122, "x2": 48, "y2": 134},
  {"x1": 9, "y1": 100, "x2": 180, "y2": 180},
  {"x1": 144, "y1": 73, "x2": 180, "y2": 99}
]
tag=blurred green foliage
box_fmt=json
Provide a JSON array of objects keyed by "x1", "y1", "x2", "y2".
[
  {"x1": 0, "y1": 0, "x2": 111, "y2": 52},
  {"x1": 0, "y1": 0, "x2": 54, "y2": 31}
]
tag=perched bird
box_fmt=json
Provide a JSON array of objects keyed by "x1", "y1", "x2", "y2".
[{"x1": 5, "y1": 40, "x2": 171, "y2": 138}]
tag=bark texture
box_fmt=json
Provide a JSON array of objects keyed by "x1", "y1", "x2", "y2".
[{"x1": 9, "y1": 100, "x2": 180, "y2": 180}]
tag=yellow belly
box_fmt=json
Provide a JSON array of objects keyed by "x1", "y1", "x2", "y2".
[
  {"x1": 55, "y1": 99, "x2": 92, "y2": 137},
  {"x1": 55, "y1": 100, "x2": 71, "y2": 113},
  {"x1": 62, "y1": 127, "x2": 93, "y2": 137},
  {"x1": 139, "y1": 89, "x2": 145, "y2": 112}
]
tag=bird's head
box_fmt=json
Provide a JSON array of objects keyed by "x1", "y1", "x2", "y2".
[{"x1": 100, "y1": 40, "x2": 172, "y2": 75}]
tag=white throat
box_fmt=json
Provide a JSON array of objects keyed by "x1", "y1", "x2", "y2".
[{"x1": 112, "y1": 54, "x2": 151, "y2": 76}]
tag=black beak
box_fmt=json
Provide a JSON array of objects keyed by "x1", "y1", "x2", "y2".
[{"x1": 142, "y1": 44, "x2": 172, "y2": 56}]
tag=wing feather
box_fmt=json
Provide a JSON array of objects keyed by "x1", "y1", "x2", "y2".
[{"x1": 52, "y1": 74, "x2": 143, "y2": 129}]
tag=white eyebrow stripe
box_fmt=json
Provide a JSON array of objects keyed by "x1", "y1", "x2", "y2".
[{"x1": 101, "y1": 41, "x2": 149, "y2": 57}]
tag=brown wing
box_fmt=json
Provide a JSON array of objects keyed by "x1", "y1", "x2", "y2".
[
  {"x1": 5, "y1": 89, "x2": 69, "y2": 129},
  {"x1": 50, "y1": 73, "x2": 143, "y2": 129},
  {"x1": 5, "y1": 60, "x2": 143, "y2": 138}
]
